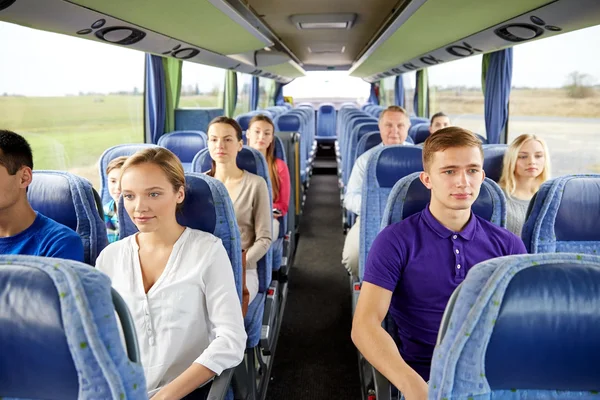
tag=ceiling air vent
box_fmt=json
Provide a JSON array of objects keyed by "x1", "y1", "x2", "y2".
[
  {"x1": 290, "y1": 13, "x2": 357, "y2": 30},
  {"x1": 307, "y1": 44, "x2": 346, "y2": 54}
]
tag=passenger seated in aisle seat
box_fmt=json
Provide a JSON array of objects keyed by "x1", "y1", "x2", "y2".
[
  {"x1": 103, "y1": 156, "x2": 128, "y2": 243},
  {"x1": 207, "y1": 117, "x2": 272, "y2": 306},
  {"x1": 246, "y1": 114, "x2": 291, "y2": 241},
  {"x1": 95, "y1": 148, "x2": 246, "y2": 400},
  {"x1": 0, "y1": 130, "x2": 84, "y2": 261},
  {"x1": 342, "y1": 105, "x2": 411, "y2": 276},
  {"x1": 351, "y1": 127, "x2": 526, "y2": 400},
  {"x1": 429, "y1": 112, "x2": 450, "y2": 135},
  {"x1": 499, "y1": 133, "x2": 551, "y2": 236}
]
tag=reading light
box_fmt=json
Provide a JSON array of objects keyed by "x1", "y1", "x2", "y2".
[{"x1": 290, "y1": 13, "x2": 357, "y2": 30}]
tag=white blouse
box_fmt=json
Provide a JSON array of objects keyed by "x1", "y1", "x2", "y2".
[{"x1": 96, "y1": 228, "x2": 246, "y2": 394}]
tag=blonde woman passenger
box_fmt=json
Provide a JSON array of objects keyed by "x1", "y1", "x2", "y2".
[
  {"x1": 95, "y1": 148, "x2": 246, "y2": 400},
  {"x1": 206, "y1": 116, "x2": 272, "y2": 305},
  {"x1": 246, "y1": 114, "x2": 291, "y2": 241},
  {"x1": 499, "y1": 134, "x2": 551, "y2": 236}
]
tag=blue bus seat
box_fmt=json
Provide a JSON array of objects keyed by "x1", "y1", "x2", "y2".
[
  {"x1": 430, "y1": 252, "x2": 600, "y2": 399},
  {"x1": 410, "y1": 116, "x2": 429, "y2": 126},
  {"x1": 522, "y1": 174, "x2": 600, "y2": 254},
  {"x1": 316, "y1": 103, "x2": 336, "y2": 143},
  {"x1": 276, "y1": 113, "x2": 308, "y2": 183},
  {"x1": 28, "y1": 171, "x2": 108, "y2": 265},
  {"x1": 98, "y1": 143, "x2": 159, "y2": 205},
  {"x1": 410, "y1": 123, "x2": 430, "y2": 144},
  {"x1": 482, "y1": 144, "x2": 508, "y2": 182},
  {"x1": 0, "y1": 255, "x2": 146, "y2": 400},
  {"x1": 157, "y1": 130, "x2": 207, "y2": 172},
  {"x1": 358, "y1": 146, "x2": 424, "y2": 281}
]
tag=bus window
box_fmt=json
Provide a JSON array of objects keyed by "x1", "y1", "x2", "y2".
[
  {"x1": 0, "y1": 22, "x2": 143, "y2": 189},
  {"x1": 179, "y1": 62, "x2": 225, "y2": 108},
  {"x1": 283, "y1": 71, "x2": 369, "y2": 106},
  {"x1": 234, "y1": 72, "x2": 252, "y2": 116},
  {"x1": 380, "y1": 75, "x2": 396, "y2": 107},
  {"x1": 509, "y1": 25, "x2": 600, "y2": 176},
  {"x1": 428, "y1": 55, "x2": 485, "y2": 137},
  {"x1": 258, "y1": 78, "x2": 275, "y2": 109}
]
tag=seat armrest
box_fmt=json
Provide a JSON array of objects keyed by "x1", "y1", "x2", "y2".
[
  {"x1": 372, "y1": 366, "x2": 392, "y2": 400},
  {"x1": 207, "y1": 368, "x2": 234, "y2": 400},
  {"x1": 260, "y1": 280, "x2": 279, "y2": 355}
]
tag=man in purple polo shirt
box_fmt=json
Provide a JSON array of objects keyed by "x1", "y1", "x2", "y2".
[{"x1": 351, "y1": 127, "x2": 526, "y2": 400}]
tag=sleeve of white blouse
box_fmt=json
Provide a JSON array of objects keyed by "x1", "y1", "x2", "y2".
[{"x1": 196, "y1": 240, "x2": 247, "y2": 375}]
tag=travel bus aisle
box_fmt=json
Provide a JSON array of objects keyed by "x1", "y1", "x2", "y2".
[{"x1": 266, "y1": 151, "x2": 361, "y2": 399}]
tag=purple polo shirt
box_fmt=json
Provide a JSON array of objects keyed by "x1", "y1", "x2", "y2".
[{"x1": 363, "y1": 205, "x2": 526, "y2": 381}]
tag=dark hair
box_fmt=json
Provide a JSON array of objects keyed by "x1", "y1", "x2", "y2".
[
  {"x1": 422, "y1": 126, "x2": 483, "y2": 172},
  {"x1": 0, "y1": 130, "x2": 33, "y2": 174},
  {"x1": 206, "y1": 116, "x2": 243, "y2": 177},
  {"x1": 430, "y1": 112, "x2": 448, "y2": 126},
  {"x1": 248, "y1": 114, "x2": 281, "y2": 202}
]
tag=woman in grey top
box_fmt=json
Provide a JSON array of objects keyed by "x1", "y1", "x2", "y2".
[{"x1": 499, "y1": 134, "x2": 551, "y2": 236}]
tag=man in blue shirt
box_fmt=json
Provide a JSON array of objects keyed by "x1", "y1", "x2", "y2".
[
  {"x1": 0, "y1": 130, "x2": 84, "y2": 262},
  {"x1": 352, "y1": 127, "x2": 526, "y2": 400}
]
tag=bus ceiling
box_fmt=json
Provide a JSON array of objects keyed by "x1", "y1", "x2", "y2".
[{"x1": 0, "y1": 0, "x2": 599, "y2": 82}]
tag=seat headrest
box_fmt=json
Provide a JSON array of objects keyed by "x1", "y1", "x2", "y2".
[
  {"x1": 191, "y1": 147, "x2": 262, "y2": 175},
  {"x1": 276, "y1": 114, "x2": 301, "y2": 132},
  {"x1": 374, "y1": 146, "x2": 423, "y2": 188},
  {"x1": 0, "y1": 263, "x2": 79, "y2": 399},
  {"x1": 384, "y1": 172, "x2": 505, "y2": 225},
  {"x1": 354, "y1": 123, "x2": 380, "y2": 139},
  {"x1": 274, "y1": 136, "x2": 286, "y2": 162},
  {"x1": 157, "y1": 131, "x2": 207, "y2": 163},
  {"x1": 410, "y1": 116, "x2": 429, "y2": 126},
  {"x1": 485, "y1": 259, "x2": 600, "y2": 391},
  {"x1": 482, "y1": 144, "x2": 507, "y2": 183},
  {"x1": 28, "y1": 172, "x2": 78, "y2": 232},
  {"x1": 411, "y1": 123, "x2": 430, "y2": 144},
  {"x1": 318, "y1": 104, "x2": 335, "y2": 113},
  {"x1": 236, "y1": 114, "x2": 255, "y2": 131},
  {"x1": 555, "y1": 176, "x2": 600, "y2": 241},
  {"x1": 98, "y1": 143, "x2": 159, "y2": 204}
]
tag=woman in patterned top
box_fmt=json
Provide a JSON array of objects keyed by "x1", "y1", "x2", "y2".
[{"x1": 103, "y1": 156, "x2": 128, "y2": 243}]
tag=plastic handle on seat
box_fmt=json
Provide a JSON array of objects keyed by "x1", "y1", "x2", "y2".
[{"x1": 111, "y1": 288, "x2": 141, "y2": 363}]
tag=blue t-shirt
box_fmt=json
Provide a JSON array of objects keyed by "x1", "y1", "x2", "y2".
[
  {"x1": 0, "y1": 212, "x2": 84, "y2": 262},
  {"x1": 364, "y1": 205, "x2": 526, "y2": 381}
]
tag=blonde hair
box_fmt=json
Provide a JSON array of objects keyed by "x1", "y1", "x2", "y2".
[
  {"x1": 248, "y1": 114, "x2": 281, "y2": 202},
  {"x1": 499, "y1": 134, "x2": 551, "y2": 196},
  {"x1": 422, "y1": 127, "x2": 483, "y2": 172},
  {"x1": 379, "y1": 105, "x2": 409, "y2": 122},
  {"x1": 120, "y1": 148, "x2": 185, "y2": 208},
  {"x1": 106, "y1": 155, "x2": 128, "y2": 175}
]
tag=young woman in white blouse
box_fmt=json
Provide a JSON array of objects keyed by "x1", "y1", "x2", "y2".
[
  {"x1": 499, "y1": 133, "x2": 552, "y2": 236},
  {"x1": 95, "y1": 147, "x2": 246, "y2": 400}
]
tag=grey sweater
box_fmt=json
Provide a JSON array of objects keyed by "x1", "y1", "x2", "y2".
[{"x1": 503, "y1": 190, "x2": 531, "y2": 237}]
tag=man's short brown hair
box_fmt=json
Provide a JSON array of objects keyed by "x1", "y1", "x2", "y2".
[
  {"x1": 379, "y1": 105, "x2": 409, "y2": 122},
  {"x1": 422, "y1": 127, "x2": 483, "y2": 171}
]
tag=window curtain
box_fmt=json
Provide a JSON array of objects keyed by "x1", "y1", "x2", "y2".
[
  {"x1": 250, "y1": 76, "x2": 259, "y2": 111},
  {"x1": 367, "y1": 81, "x2": 380, "y2": 105},
  {"x1": 224, "y1": 70, "x2": 238, "y2": 117},
  {"x1": 413, "y1": 69, "x2": 429, "y2": 117},
  {"x1": 482, "y1": 48, "x2": 513, "y2": 144},
  {"x1": 162, "y1": 57, "x2": 182, "y2": 134},
  {"x1": 394, "y1": 75, "x2": 405, "y2": 107},
  {"x1": 144, "y1": 54, "x2": 166, "y2": 144},
  {"x1": 274, "y1": 81, "x2": 288, "y2": 106}
]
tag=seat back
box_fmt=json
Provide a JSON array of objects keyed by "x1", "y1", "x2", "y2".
[
  {"x1": 410, "y1": 116, "x2": 429, "y2": 126},
  {"x1": 317, "y1": 103, "x2": 336, "y2": 139},
  {"x1": 28, "y1": 171, "x2": 108, "y2": 265},
  {"x1": 522, "y1": 174, "x2": 600, "y2": 254},
  {"x1": 273, "y1": 136, "x2": 288, "y2": 240},
  {"x1": 359, "y1": 146, "x2": 424, "y2": 279},
  {"x1": 382, "y1": 172, "x2": 506, "y2": 228},
  {"x1": 119, "y1": 173, "x2": 243, "y2": 299},
  {"x1": 355, "y1": 131, "x2": 382, "y2": 160},
  {"x1": 430, "y1": 253, "x2": 600, "y2": 399},
  {"x1": 157, "y1": 131, "x2": 207, "y2": 170},
  {"x1": 482, "y1": 144, "x2": 507, "y2": 183},
  {"x1": 0, "y1": 255, "x2": 146, "y2": 400},
  {"x1": 98, "y1": 143, "x2": 159, "y2": 205},
  {"x1": 192, "y1": 147, "x2": 273, "y2": 288}
]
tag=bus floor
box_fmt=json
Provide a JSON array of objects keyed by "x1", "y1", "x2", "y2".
[{"x1": 265, "y1": 150, "x2": 361, "y2": 399}]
